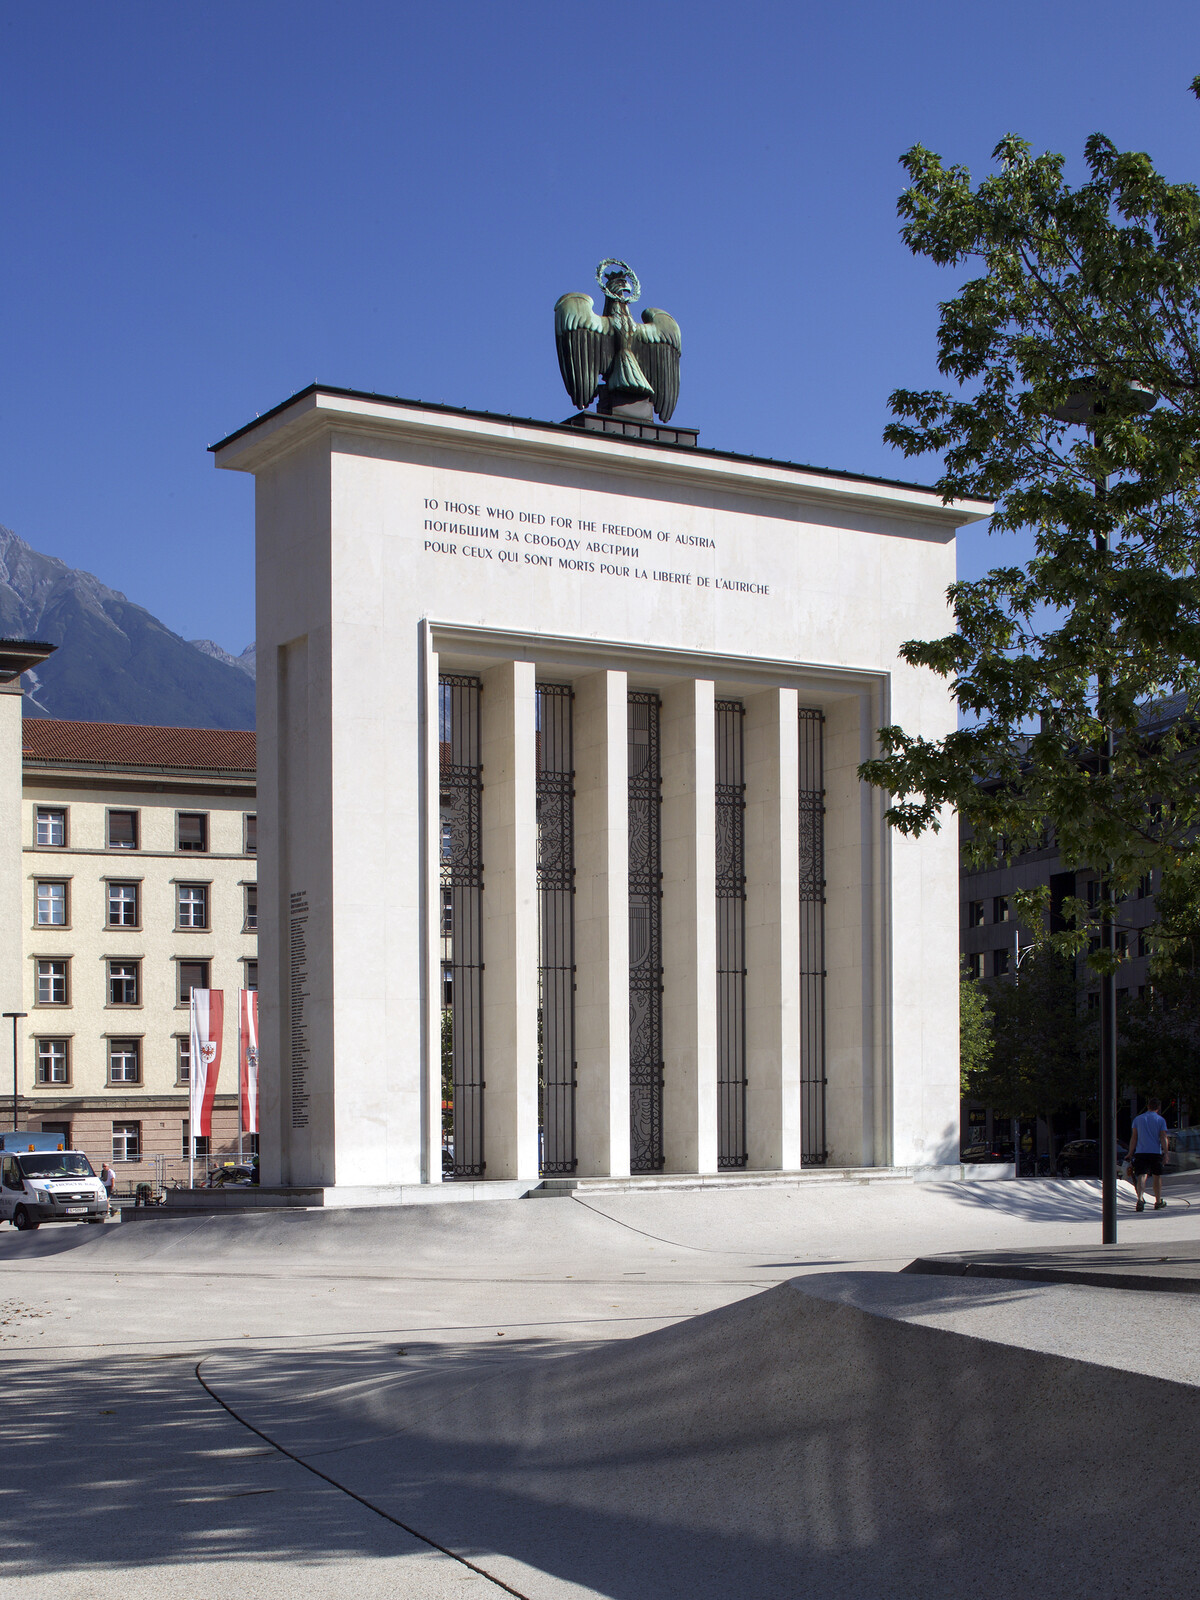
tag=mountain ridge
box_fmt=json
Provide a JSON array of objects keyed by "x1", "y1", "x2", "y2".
[{"x1": 0, "y1": 524, "x2": 256, "y2": 728}]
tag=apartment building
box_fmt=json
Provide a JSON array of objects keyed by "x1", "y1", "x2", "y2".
[{"x1": 0, "y1": 673, "x2": 257, "y2": 1186}]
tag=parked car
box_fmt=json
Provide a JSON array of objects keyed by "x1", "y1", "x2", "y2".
[
  {"x1": 203, "y1": 1164, "x2": 257, "y2": 1188},
  {"x1": 1166, "y1": 1127, "x2": 1200, "y2": 1174},
  {"x1": 961, "y1": 1143, "x2": 1012, "y2": 1163},
  {"x1": 1055, "y1": 1138, "x2": 1129, "y2": 1179}
]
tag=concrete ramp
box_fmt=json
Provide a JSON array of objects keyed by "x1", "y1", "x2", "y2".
[{"x1": 204, "y1": 1274, "x2": 1200, "y2": 1599}]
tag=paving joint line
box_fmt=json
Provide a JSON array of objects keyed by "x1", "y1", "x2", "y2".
[{"x1": 193, "y1": 1356, "x2": 534, "y2": 1598}]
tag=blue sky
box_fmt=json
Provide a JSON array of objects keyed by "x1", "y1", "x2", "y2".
[{"x1": 2, "y1": 1, "x2": 1199, "y2": 653}]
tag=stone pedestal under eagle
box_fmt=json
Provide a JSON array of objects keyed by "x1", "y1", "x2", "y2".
[{"x1": 555, "y1": 260, "x2": 681, "y2": 423}]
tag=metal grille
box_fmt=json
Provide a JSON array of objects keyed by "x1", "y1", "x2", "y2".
[
  {"x1": 716, "y1": 700, "x2": 748, "y2": 1168},
  {"x1": 440, "y1": 675, "x2": 484, "y2": 1178},
  {"x1": 628, "y1": 691, "x2": 664, "y2": 1172},
  {"x1": 799, "y1": 707, "x2": 827, "y2": 1165},
  {"x1": 536, "y1": 683, "x2": 577, "y2": 1175}
]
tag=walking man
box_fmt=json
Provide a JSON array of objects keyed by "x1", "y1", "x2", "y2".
[{"x1": 1128, "y1": 1097, "x2": 1170, "y2": 1213}]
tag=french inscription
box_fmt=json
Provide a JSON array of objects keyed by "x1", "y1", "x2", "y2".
[{"x1": 289, "y1": 890, "x2": 310, "y2": 1129}]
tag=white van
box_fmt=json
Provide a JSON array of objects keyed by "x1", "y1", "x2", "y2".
[{"x1": 0, "y1": 1149, "x2": 108, "y2": 1230}]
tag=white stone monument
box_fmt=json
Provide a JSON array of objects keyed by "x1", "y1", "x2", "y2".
[{"x1": 213, "y1": 386, "x2": 987, "y2": 1196}]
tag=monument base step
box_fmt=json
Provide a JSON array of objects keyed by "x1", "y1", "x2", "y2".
[
  {"x1": 529, "y1": 1163, "x2": 1014, "y2": 1197},
  {"x1": 159, "y1": 1179, "x2": 538, "y2": 1213}
]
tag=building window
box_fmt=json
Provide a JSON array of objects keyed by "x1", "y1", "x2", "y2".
[
  {"x1": 181, "y1": 1120, "x2": 210, "y2": 1160},
  {"x1": 107, "y1": 810, "x2": 139, "y2": 849},
  {"x1": 177, "y1": 883, "x2": 209, "y2": 929},
  {"x1": 177, "y1": 813, "x2": 208, "y2": 852},
  {"x1": 36, "y1": 1039, "x2": 70, "y2": 1085},
  {"x1": 108, "y1": 1038, "x2": 141, "y2": 1084},
  {"x1": 243, "y1": 960, "x2": 258, "y2": 992},
  {"x1": 244, "y1": 814, "x2": 257, "y2": 854},
  {"x1": 36, "y1": 959, "x2": 69, "y2": 1006},
  {"x1": 35, "y1": 807, "x2": 66, "y2": 847},
  {"x1": 244, "y1": 885, "x2": 258, "y2": 931},
  {"x1": 994, "y1": 896, "x2": 1010, "y2": 923},
  {"x1": 178, "y1": 960, "x2": 210, "y2": 1006},
  {"x1": 40, "y1": 1120, "x2": 71, "y2": 1148},
  {"x1": 965, "y1": 952, "x2": 984, "y2": 980},
  {"x1": 176, "y1": 1036, "x2": 191, "y2": 1085},
  {"x1": 1087, "y1": 991, "x2": 1100, "y2": 1010},
  {"x1": 36, "y1": 881, "x2": 67, "y2": 926},
  {"x1": 112, "y1": 1122, "x2": 141, "y2": 1162},
  {"x1": 244, "y1": 1132, "x2": 259, "y2": 1156},
  {"x1": 1138, "y1": 930, "x2": 1149, "y2": 959},
  {"x1": 441, "y1": 886, "x2": 452, "y2": 937},
  {"x1": 992, "y1": 948, "x2": 1010, "y2": 977},
  {"x1": 968, "y1": 900, "x2": 985, "y2": 927},
  {"x1": 107, "y1": 960, "x2": 140, "y2": 1006},
  {"x1": 107, "y1": 881, "x2": 140, "y2": 927}
]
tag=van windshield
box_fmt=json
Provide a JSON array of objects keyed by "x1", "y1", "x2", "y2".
[{"x1": 17, "y1": 1153, "x2": 95, "y2": 1179}]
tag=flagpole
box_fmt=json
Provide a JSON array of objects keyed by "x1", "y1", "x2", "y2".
[
  {"x1": 237, "y1": 990, "x2": 244, "y2": 1165},
  {"x1": 188, "y1": 990, "x2": 196, "y2": 1191}
]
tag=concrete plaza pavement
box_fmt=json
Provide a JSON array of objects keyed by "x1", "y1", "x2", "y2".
[{"x1": 1, "y1": 1175, "x2": 1198, "y2": 1598}]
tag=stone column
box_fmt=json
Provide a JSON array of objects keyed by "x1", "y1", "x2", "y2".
[
  {"x1": 744, "y1": 687, "x2": 802, "y2": 1170},
  {"x1": 481, "y1": 659, "x2": 540, "y2": 1180},
  {"x1": 573, "y1": 669, "x2": 630, "y2": 1178},
  {"x1": 823, "y1": 688, "x2": 886, "y2": 1168},
  {"x1": 419, "y1": 622, "x2": 443, "y2": 1183},
  {"x1": 661, "y1": 677, "x2": 717, "y2": 1174}
]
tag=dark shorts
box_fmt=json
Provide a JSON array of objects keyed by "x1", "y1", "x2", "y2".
[{"x1": 1133, "y1": 1153, "x2": 1163, "y2": 1176}]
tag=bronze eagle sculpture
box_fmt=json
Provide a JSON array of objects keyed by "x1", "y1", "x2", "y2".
[{"x1": 555, "y1": 260, "x2": 682, "y2": 422}]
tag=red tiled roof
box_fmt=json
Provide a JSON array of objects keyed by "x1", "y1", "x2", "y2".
[{"x1": 22, "y1": 719, "x2": 256, "y2": 773}]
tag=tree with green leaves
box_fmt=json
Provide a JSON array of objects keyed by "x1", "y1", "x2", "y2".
[
  {"x1": 966, "y1": 954, "x2": 1093, "y2": 1122},
  {"x1": 861, "y1": 85, "x2": 1200, "y2": 966},
  {"x1": 959, "y1": 970, "x2": 994, "y2": 1095}
]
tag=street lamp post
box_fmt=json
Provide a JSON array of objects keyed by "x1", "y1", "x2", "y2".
[
  {"x1": 1051, "y1": 379, "x2": 1154, "y2": 1245},
  {"x1": 2, "y1": 1013, "x2": 27, "y2": 1134}
]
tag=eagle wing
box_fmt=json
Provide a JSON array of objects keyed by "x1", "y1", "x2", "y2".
[
  {"x1": 554, "y1": 293, "x2": 614, "y2": 411},
  {"x1": 633, "y1": 308, "x2": 681, "y2": 422}
]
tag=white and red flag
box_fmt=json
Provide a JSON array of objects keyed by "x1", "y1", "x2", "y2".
[
  {"x1": 189, "y1": 989, "x2": 224, "y2": 1139},
  {"x1": 239, "y1": 989, "x2": 259, "y2": 1135}
]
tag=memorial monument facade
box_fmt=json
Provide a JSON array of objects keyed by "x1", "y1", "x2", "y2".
[{"x1": 214, "y1": 380, "x2": 988, "y2": 1193}]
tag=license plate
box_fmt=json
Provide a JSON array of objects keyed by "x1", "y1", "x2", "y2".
[{"x1": 65, "y1": 1206, "x2": 87, "y2": 1214}]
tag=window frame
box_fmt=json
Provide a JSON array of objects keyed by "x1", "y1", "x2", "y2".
[
  {"x1": 106, "y1": 808, "x2": 140, "y2": 851},
  {"x1": 176, "y1": 811, "x2": 209, "y2": 853},
  {"x1": 106, "y1": 1037, "x2": 143, "y2": 1086},
  {"x1": 34, "y1": 806, "x2": 68, "y2": 848},
  {"x1": 993, "y1": 895, "x2": 1010, "y2": 924},
  {"x1": 35, "y1": 1037, "x2": 71, "y2": 1086},
  {"x1": 177, "y1": 959, "x2": 211, "y2": 1008},
  {"x1": 106, "y1": 958, "x2": 141, "y2": 1008},
  {"x1": 242, "y1": 958, "x2": 258, "y2": 993},
  {"x1": 175, "y1": 1034, "x2": 191, "y2": 1086},
  {"x1": 34, "y1": 878, "x2": 69, "y2": 928},
  {"x1": 967, "y1": 899, "x2": 985, "y2": 928},
  {"x1": 176, "y1": 881, "x2": 210, "y2": 931},
  {"x1": 35, "y1": 957, "x2": 70, "y2": 1007},
  {"x1": 244, "y1": 813, "x2": 257, "y2": 854},
  {"x1": 105, "y1": 878, "x2": 141, "y2": 929},
  {"x1": 112, "y1": 1122, "x2": 142, "y2": 1163},
  {"x1": 181, "y1": 1119, "x2": 210, "y2": 1160},
  {"x1": 243, "y1": 883, "x2": 258, "y2": 932}
]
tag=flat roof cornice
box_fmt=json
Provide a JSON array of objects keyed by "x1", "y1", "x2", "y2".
[{"x1": 211, "y1": 384, "x2": 992, "y2": 529}]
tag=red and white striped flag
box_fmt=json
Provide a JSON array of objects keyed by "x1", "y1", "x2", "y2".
[
  {"x1": 189, "y1": 989, "x2": 224, "y2": 1139},
  {"x1": 239, "y1": 989, "x2": 259, "y2": 1135}
]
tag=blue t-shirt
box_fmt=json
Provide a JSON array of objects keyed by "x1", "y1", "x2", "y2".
[{"x1": 1131, "y1": 1111, "x2": 1168, "y2": 1156}]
